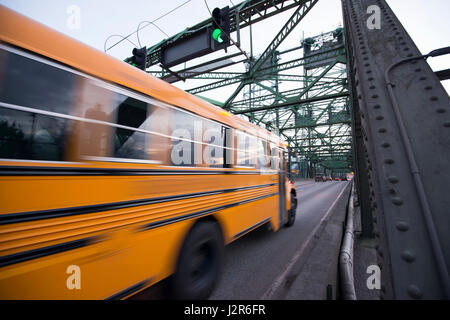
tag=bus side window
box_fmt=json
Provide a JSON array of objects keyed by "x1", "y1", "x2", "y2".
[
  {"x1": 170, "y1": 109, "x2": 196, "y2": 166},
  {"x1": 257, "y1": 138, "x2": 269, "y2": 169},
  {"x1": 235, "y1": 131, "x2": 258, "y2": 168},
  {"x1": 224, "y1": 127, "x2": 233, "y2": 168},
  {"x1": 270, "y1": 144, "x2": 279, "y2": 171},
  {"x1": 202, "y1": 120, "x2": 225, "y2": 168},
  {"x1": 0, "y1": 48, "x2": 76, "y2": 115},
  {"x1": 73, "y1": 79, "x2": 116, "y2": 159},
  {"x1": 113, "y1": 95, "x2": 150, "y2": 160},
  {"x1": 147, "y1": 103, "x2": 170, "y2": 165},
  {"x1": 236, "y1": 131, "x2": 250, "y2": 167},
  {"x1": 0, "y1": 109, "x2": 68, "y2": 161},
  {"x1": 0, "y1": 48, "x2": 73, "y2": 161}
]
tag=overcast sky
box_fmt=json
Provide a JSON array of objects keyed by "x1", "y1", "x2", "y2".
[{"x1": 1, "y1": 0, "x2": 449, "y2": 96}]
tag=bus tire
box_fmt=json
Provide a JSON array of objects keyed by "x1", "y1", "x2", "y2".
[
  {"x1": 169, "y1": 221, "x2": 224, "y2": 299},
  {"x1": 285, "y1": 193, "x2": 297, "y2": 227}
]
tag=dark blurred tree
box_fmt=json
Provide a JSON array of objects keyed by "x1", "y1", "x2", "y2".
[{"x1": 0, "y1": 120, "x2": 26, "y2": 158}]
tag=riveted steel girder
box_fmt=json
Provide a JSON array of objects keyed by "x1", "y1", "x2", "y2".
[{"x1": 343, "y1": 0, "x2": 450, "y2": 299}]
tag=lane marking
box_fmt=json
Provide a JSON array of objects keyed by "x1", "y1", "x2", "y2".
[{"x1": 261, "y1": 183, "x2": 349, "y2": 299}]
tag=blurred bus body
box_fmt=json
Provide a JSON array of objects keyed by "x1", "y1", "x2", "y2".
[{"x1": 0, "y1": 6, "x2": 297, "y2": 299}]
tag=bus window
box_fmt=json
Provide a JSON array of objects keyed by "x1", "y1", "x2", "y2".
[
  {"x1": 113, "y1": 96, "x2": 150, "y2": 160},
  {"x1": 74, "y1": 79, "x2": 116, "y2": 159},
  {"x1": 236, "y1": 131, "x2": 255, "y2": 168},
  {"x1": 202, "y1": 120, "x2": 225, "y2": 168},
  {"x1": 224, "y1": 127, "x2": 233, "y2": 168},
  {"x1": 0, "y1": 108, "x2": 67, "y2": 161},
  {"x1": 170, "y1": 109, "x2": 197, "y2": 166},
  {"x1": 0, "y1": 48, "x2": 76, "y2": 115},
  {"x1": 270, "y1": 143, "x2": 279, "y2": 171},
  {"x1": 257, "y1": 138, "x2": 269, "y2": 169},
  {"x1": 147, "y1": 103, "x2": 170, "y2": 164},
  {"x1": 0, "y1": 48, "x2": 74, "y2": 161}
]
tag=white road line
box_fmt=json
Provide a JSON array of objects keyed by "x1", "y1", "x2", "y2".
[{"x1": 261, "y1": 183, "x2": 349, "y2": 299}]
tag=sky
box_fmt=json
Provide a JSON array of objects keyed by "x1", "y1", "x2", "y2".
[{"x1": 1, "y1": 0, "x2": 449, "y2": 97}]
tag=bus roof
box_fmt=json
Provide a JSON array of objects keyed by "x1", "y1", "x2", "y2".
[{"x1": 0, "y1": 5, "x2": 286, "y2": 148}]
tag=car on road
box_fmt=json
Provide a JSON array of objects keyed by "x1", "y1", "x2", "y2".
[{"x1": 314, "y1": 174, "x2": 326, "y2": 182}]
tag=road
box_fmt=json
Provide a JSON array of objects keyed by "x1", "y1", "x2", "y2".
[{"x1": 131, "y1": 180, "x2": 349, "y2": 300}]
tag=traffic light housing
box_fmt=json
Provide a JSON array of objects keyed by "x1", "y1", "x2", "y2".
[
  {"x1": 131, "y1": 47, "x2": 147, "y2": 71},
  {"x1": 159, "y1": 7, "x2": 231, "y2": 68},
  {"x1": 211, "y1": 6, "x2": 230, "y2": 50}
]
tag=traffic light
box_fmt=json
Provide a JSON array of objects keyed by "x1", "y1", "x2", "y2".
[
  {"x1": 211, "y1": 6, "x2": 230, "y2": 50},
  {"x1": 131, "y1": 47, "x2": 147, "y2": 71}
]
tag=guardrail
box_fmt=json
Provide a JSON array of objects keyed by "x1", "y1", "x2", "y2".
[{"x1": 339, "y1": 180, "x2": 357, "y2": 300}]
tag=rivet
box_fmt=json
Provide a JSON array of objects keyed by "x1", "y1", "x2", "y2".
[
  {"x1": 372, "y1": 94, "x2": 379, "y2": 98},
  {"x1": 391, "y1": 196, "x2": 403, "y2": 205},
  {"x1": 396, "y1": 221, "x2": 409, "y2": 231},
  {"x1": 384, "y1": 159, "x2": 394, "y2": 164},
  {"x1": 402, "y1": 250, "x2": 416, "y2": 263},
  {"x1": 407, "y1": 285, "x2": 423, "y2": 299},
  {"x1": 430, "y1": 96, "x2": 438, "y2": 101},
  {"x1": 436, "y1": 108, "x2": 446, "y2": 113},
  {"x1": 419, "y1": 76, "x2": 427, "y2": 81},
  {"x1": 444, "y1": 122, "x2": 450, "y2": 127},
  {"x1": 424, "y1": 86, "x2": 432, "y2": 90},
  {"x1": 376, "y1": 115, "x2": 384, "y2": 120},
  {"x1": 374, "y1": 104, "x2": 381, "y2": 109},
  {"x1": 388, "y1": 176, "x2": 399, "y2": 183},
  {"x1": 415, "y1": 68, "x2": 421, "y2": 72},
  {"x1": 378, "y1": 128, "x2": 387, "y2": 133},
  {"x1": 381, "y1": 142, "x2": 390, "y2": 148},
  {"x1": 370, "y1": 85, "x2": 376, "y2": 89}
]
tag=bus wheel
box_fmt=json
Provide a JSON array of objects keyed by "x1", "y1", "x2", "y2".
[
  {"x1": 169, "y1": 221, "x2": 224, "y2": 299},
  {"x1": 285, "y1": 193, "x2": 297, "y2": 227}
]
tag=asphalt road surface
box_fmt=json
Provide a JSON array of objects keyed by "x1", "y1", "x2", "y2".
[{"x1": 131, "y1": 180, "x2": 349, "y2": 300}]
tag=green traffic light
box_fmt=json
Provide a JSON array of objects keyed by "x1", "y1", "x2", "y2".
[{"x1": 212, "y1": 28, "x2": 223, "y2": 43}]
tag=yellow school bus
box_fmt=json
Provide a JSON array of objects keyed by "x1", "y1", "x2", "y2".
[{"x1": 0, "y1": 5, "x2": 297, "y2": 299}]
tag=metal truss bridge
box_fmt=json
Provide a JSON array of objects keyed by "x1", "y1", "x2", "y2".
[{"x1": 123, "y1": 0, "x2": 450, "y2": 299}]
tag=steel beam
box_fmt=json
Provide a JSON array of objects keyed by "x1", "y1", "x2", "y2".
[{"x1": 343, "y1": 0, "x2": 450, "y2": 299}]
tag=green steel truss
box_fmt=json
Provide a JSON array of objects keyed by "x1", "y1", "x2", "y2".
[{"x1": 127, "y1": 0, "x2": 352, "y2": 177}]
